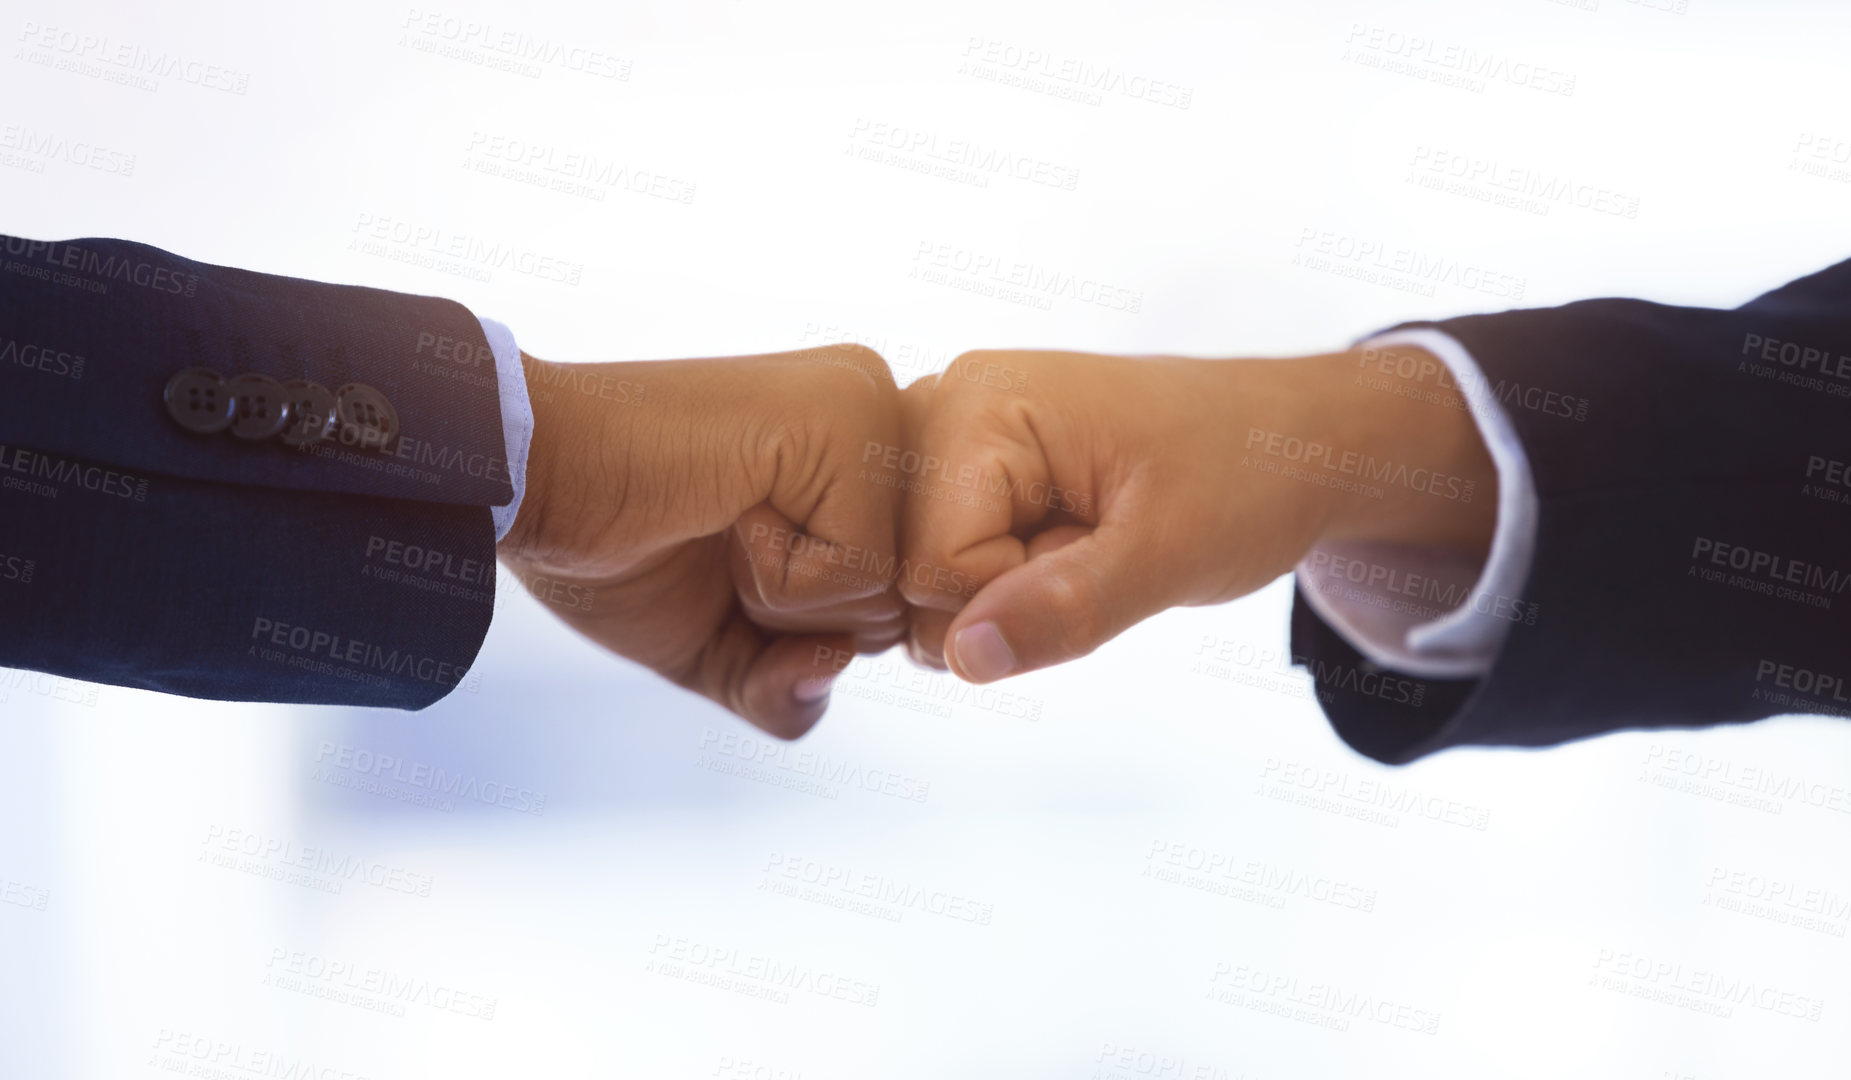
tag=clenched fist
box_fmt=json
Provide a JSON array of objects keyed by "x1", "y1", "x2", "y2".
[
  {"x1": 896, "y1": 348, "x2": 1499, "y2": 683},
  {"x1": 498, "y1": 345, "x2": 907, "y2": 738}
]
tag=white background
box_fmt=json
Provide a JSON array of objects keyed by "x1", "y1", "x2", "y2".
[{"x1": 3, "y1": 0, "x2": 1850, "y2": 1077}]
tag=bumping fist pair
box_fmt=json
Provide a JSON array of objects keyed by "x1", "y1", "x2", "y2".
[{"x1": 496, "y1": 343, "x2": 1497, "y2": 738}]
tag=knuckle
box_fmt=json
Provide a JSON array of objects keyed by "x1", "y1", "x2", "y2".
[
  {"x1": 1041, "y1": 570, "x2": 1107, "y2": 660},
  {"x1": 757, "y1": 576, "x2": 802, "y2": 611},
  {"x1": 815, "y1": 343, "x2": 897, "y2": 396},
  {"x1": 951, "y1": 348, "x2": 1002, "y2": 369},
  {"x1": 896, "y1": 575, "x2": 939, "y2": 608},
  {"x1": 896, "y1": 550, "x2": 969, "y2": 610},
  {"x1": 942, "y1": 350, "x2": 991, "y2": 388}
]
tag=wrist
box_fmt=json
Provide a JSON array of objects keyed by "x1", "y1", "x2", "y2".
[
  {"x1": 498, "y1": 353, "x2": 669, "y2": 583},
  {"x1": 1284, "y1": 348, "x2": 1498, "y2": 553}
]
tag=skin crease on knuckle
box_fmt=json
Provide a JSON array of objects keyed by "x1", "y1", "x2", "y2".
[
  {"x1": 778, "y1": 371, "x2": 878, "y2": 517},
  {"x1": 1031, "y1": 560, "x2": 1109, "y2": 664},
  {"x1": 753, "y1": 363, "x2": 900, "y2": 611}
]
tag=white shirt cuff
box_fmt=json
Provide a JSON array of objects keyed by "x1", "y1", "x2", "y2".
[
  {"x1": 1294, "y1": 328, "x2": 1540, "y2": 679},
  {"x1": 478, "y1": 316, "x2": 533, "y2": 543}
]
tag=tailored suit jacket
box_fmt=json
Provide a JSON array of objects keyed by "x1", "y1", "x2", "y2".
[
  {"x1": 0, "y1": 236, "x2": 512, "y2": 709},
  {"x1": 1293, "y1": 256, "x2": 1851, "y2": 763}
]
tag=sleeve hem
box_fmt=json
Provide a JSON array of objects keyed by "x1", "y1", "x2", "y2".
[
  {"x1": 1292, "y1": 328, "x2": 1540, "y2": 679},
  {"x1": 478, "y1": 316, "x2": 534, "y2": 543}
]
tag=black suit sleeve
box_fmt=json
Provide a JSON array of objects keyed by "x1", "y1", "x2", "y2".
[
  {"x1": 0, "y1": 236, "x2": 513, "y2": 709},
  {"x1": 1294, "y1": 257, "x2": 1851, "y2": 763}
]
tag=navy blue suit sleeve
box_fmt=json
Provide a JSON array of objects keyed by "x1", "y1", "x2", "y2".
[
  {"x1": 0, "y1": 236, "x2": 513, "y2": 709},
  {"x1": 1293, "y1": 257, "x2": 1851, "y2": 763}
]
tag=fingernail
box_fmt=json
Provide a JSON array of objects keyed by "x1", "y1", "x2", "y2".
[
  {"x1": 792, "y1": 675, "x2": 836, "y2": 704},
  {"x1": 952, "y1": 622, "x2": 1015, "y2": 682}
]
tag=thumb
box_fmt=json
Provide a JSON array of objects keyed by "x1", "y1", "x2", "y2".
[{"x1": 942, "y1": 521, "x2": 1177, "y2": 683}]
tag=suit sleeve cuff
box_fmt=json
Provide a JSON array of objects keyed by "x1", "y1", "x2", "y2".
[
  {"x1": 1293, "y1": 328, "x2": 1540, "y2": 679},
  {"x1": 479, "y1": 317, "x2": 533, "y2": 543}
]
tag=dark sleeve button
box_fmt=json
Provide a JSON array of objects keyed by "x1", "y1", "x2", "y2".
[
  {"x1": 334, "y1": 383, "x2": 400, "y2": 452},
  {"x1": 227, "y1": 373, "x2": 292, "y2": 441},
  {"x1": 163, "y1": 367, "x2": 236, "y2": 434},
  {"x1": 278, "y1": 379, "x2": 338, "y2": 448}
]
